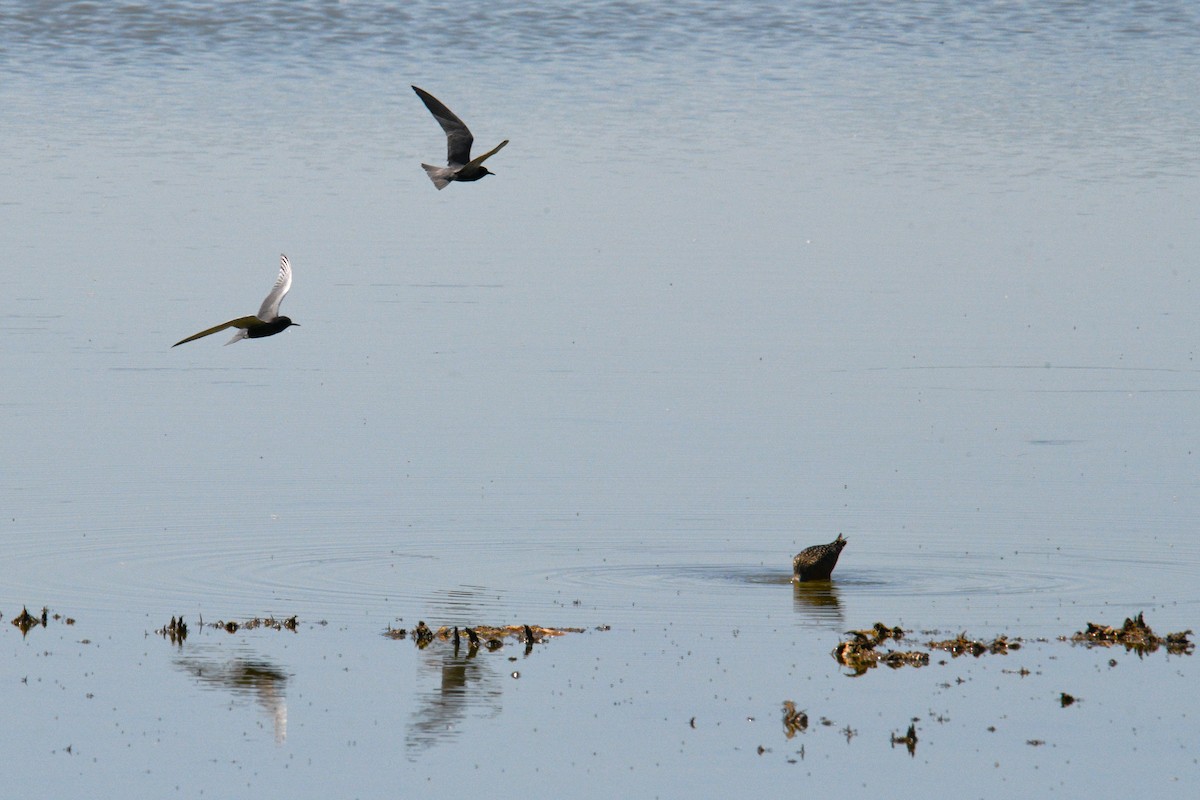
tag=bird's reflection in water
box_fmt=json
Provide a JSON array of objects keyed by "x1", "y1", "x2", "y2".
[
  {"x1": 406, "y1": 632, "x2": 503, "y2": 754},
  {"x1": 174, "y1": 649, "x2": 289, "y2": 743},
  {"x1": 792, "y1": 578, "x2": 844, "y2": 628}
]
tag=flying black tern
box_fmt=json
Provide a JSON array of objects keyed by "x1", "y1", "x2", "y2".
[
  {"x1": 173, "y1": 254, "x2": 298, "y2": 347},
  {"x1": 412, "y1": 85, "x2": 508, "y2": 190}
]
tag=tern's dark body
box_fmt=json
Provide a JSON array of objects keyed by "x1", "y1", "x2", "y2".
[{"x1": 245, "y1": 316, "x2": 296, "y2": 338}]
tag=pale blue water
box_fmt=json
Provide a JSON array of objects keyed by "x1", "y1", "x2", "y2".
[{"x1": 3, "y1": 1, "x2": 1199, "y2": 796}]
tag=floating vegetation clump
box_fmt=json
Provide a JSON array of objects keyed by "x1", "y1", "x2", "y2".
[
  {"x1": 11, "y1": 606, "x2": 45, "y2": 634},
  {"x1": 833, "y1": 612, "x2": 1191, "y2": 676},
  {"x1": 1068, "y1": 611, "x2": 1192, "y2": 656},
  {"x1": 832, "y1": 621, "x2": 930, "y2": 675},
  {"x1": 158, "y1": 616, "x2": 189, "y2": 644},
  {"x1": 8, "y1": 606, "x2": 73, "y2": 636},
  {"x1": 781, "y1": 700, "x2": 808, "y2": 738}
]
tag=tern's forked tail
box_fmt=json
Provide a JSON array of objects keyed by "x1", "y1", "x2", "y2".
[{"x1": 421, "y1": 163, "x2": 452, "y2": 190}]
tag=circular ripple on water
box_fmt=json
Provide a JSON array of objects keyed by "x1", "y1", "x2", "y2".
[
  {"x1": 1, "y1": 519, "x2": 587, "y2": 625},
  {"x1": 530, "y1": 543, "x2": 1199, "y2": 633}
]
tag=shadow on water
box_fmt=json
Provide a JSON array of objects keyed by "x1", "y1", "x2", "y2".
[{"x1": 173, "y1": 647, "x2": 289, "y2": 744}]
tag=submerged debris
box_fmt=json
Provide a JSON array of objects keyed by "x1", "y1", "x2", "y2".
[
  {"x1": 205, "y1": 616, "x2": 298, "y2": 633},
  {"x1": 1068, "y1": 612, "x2": 1193, "y2": 656},
  {"x1": 891, "y1": 721, "x2": 919, "y2": 756},
  {"x1": 782, "y1": 701, "x2": 808, "y2": 738},
  {"x1": 926, "y1": 633, "x2": 1020, "y2": 657},
  {"x1": 881, "y1": 650, "x2": 932, "y2": 668},
  {"x1": 151, "y1": 615, "x2": 299, "y2": 639}
]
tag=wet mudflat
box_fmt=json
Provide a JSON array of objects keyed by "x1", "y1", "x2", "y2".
[{"x1": 5, "y1": 594, "x2": 1197, "y2": 797}]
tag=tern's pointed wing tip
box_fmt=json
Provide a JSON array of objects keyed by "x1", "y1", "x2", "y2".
[{"x1": 258, "y1": 254, "x2": 293, "y2": 320}]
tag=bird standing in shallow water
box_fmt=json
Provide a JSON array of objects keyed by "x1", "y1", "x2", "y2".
[
  {"x1": 412, "y1": 85, "x2": 508, "y2": 190},
  {"x1": 792, "y1": 533, "x2": 847, "y2": 581},
  {"x1": 173, "y1": 254, "x2": 298, "y2": 347}
]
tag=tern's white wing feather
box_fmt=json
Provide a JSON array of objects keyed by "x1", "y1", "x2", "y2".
[{"x1": 257, "y1": 254, "x2": 292, "y2": 321}]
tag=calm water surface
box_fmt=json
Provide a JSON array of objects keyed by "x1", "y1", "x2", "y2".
[{"x1": 3, "y1": 1, "x2": 1199, "y2": 796}]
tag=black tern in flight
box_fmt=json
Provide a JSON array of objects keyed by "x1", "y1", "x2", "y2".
[
  {"x1": 412, "y1": 85, "x2": 508, "y2": 190},
  {"x1": 173, "y1": 254, "x2": 298, "y2": 347}
]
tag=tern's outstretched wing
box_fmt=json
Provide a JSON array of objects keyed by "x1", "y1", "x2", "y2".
[
  {"x1": 465, "y1": 139, "x2": 509, "y2": 169},
  {"x1": 172, "y1": 316, "x2": 259, "y2": 347},
  {"x1": 257, "y1": 254, "x2": 292, "y2": 321},
  {"x1": 412, "y1": 85, "x2": 475, "y2": 166}
]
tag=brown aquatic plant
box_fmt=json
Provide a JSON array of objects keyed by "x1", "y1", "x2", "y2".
[
  {"x1": 833, "y1": 622, "x2": 928, "y2": 675},
  {"x1": 834, "y1": 623, "x2": 1027, "y2": 674},
  {"x1": 845, "y1": 622, "x2": 905, "y2": 647},
  {"x1": 782, "y1": 701, "x2": 808, "y2": 738},
  {"x1": 1069, "y1": 612, "x2": 1193, "y2": 656},
  {"x1": 12, "y1": 606, "x2": 40, "y2": 635},
  {"x1": 158, "y1": 616, "x2": 189, "y2": 644}
]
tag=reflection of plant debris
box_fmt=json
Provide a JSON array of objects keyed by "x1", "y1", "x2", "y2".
[
  {"x1": 891, "y1": 721, "x2": 918, "y2": 756},
  {"x1": 926, "y1": 633, "x2": 1020, "y2": 657},
  {"x1": 383, "y1": 621, "x2": 587, "y2": 653},
  {"x1": 1068, "y1": 612, "x2": 1193, "y2": 656},
  {"x1": 832, "y1": 621, "x2": 930, "y2": 675},
  {"x1": 12, "y1": 606, "x2": 43, "y2": 634},
  {"x1": 198, "y1": 616, "x2": 299, "y2": 634},
  {"x1": 157, "y1": 616, "x2": 189, "y2": 644},
  {"x1": 782, "y1": 701, "x2": 808, "y2": 738}
]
